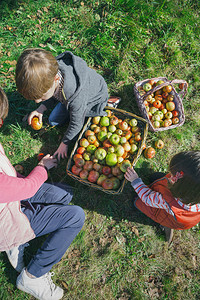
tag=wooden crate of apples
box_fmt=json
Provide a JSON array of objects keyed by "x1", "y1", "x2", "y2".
[
  {"x1": 134, "y1": 77, "x2": 188, "y2": 132},
  {"x1": 66, "y1": 107, "x2": 148, "y2": 194}
]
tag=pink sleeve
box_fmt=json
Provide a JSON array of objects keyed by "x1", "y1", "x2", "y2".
[{"x1": 0, "y1": 166, "x2": 48, "y2": 203}]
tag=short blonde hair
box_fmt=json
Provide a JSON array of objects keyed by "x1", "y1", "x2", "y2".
[
  {"x1": 15, "y1": 48, "x2": 58, "y2": 100},
  {"x1": 0, "y1": 87, "x2": 9, "y2": 120}
]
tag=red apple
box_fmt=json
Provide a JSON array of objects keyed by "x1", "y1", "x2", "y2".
[
  {"x1": 110, "y1": 116, "x2": 119, "y2": 125},
  {"x1": 97, "y1": 174, "x2": 107, "y2": 186},
  {"x1": 144, "y1": 147, "x2": 156, "y2": 159},
  {"x1": 83, "y1": 161, "x2": 93, "y2": 171},
  {"x1": 79, "y1": 169, "x2": 89, "y2": 179},
  {"x1": 102, "y1": 166, "x2": 112, "y2": 176},
  {"x1": 85, "y1": 130, "x2": 94, "y2": 138},
  {"x1": 88, "y1": 170, "x2": 99, "y2": 183},
  {"x1": 119, "y1": 121, "x2": 128, "y2": 131},
  {"x1": 75, "y1": 157, "x2": 85, "y2": 168},
  {"x1": 71, "y1": 165, "x2": 82, "y2": 176},
  {"x1": 77, "y1": 147, "x2": 85, "y2": 155},
  {"x1": 102, "y1": 178, "x2": 114, "y2": 190},
  {"x1": 87, "y1": 135, "x2": 97, "y2": 144}
]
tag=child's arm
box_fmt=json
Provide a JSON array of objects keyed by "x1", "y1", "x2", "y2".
[{"x1": 125, "y1": 167, "x2": 174, "y2": 215}]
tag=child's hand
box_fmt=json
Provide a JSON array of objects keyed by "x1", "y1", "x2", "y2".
[
  {"x1": 124, "y1": 167, "x2": 139, "y2": 182},
  {"x1": 28, "y1": 110, "x2": 43, "y2": 125},
  {"x1": 38, "y1": 154, "x2": 58, "y2": 170},
  {"x1": 53, "y1": 142, "x2": 68, "y2": 161}
]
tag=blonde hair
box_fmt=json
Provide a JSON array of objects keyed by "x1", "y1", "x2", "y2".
[
  {"x1": 15, "y1": 48, "x2": 58, "y2": 100},
  {"x1": 0, "y1": 87, "x2": 9, "y2": 120}
]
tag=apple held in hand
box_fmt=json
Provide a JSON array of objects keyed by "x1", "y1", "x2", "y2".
[
  {"x1": 31, "y1": 116, "x2": 43, "y2": 130},
  {"x1": 120, "y1": 160, "x2": 132, "y2": 173}
]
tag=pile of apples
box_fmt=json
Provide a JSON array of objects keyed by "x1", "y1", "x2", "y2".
[
  {"x1": 70, "y1": 110, "x2": 144, "y2": 190},
  {"x1": 138, "y1": 79, "x2": 181, "y2": 129}
]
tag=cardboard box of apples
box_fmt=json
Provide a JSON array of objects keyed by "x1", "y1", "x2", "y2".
[
  {"x1": 134, "y1": 77, "x2": 188, "y2": 132},
  {"x1": 66, "y1": 107, "x2": 148, "y2": 194}
]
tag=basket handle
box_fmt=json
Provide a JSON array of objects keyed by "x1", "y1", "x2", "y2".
[{"x1": 142, "y1": 79, "x2": 188, "y2": 100}]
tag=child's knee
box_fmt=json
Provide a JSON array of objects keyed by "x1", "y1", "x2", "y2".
[{"x1": 71, "y1": 206, "x2": 85, "y2": 227}]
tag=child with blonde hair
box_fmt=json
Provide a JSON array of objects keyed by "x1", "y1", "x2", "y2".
[
  {"x1": 16, "y1": 48, "x2": 109, "y2": 160},
  {"x1": 125, "y1": 151, "x2": 200, "y2": 243}
]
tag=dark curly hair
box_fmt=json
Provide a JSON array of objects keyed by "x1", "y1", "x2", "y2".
[
  {"x1": 169, "y1": 151, "x2": 200, "y2": 204},
  {"x1": 0, "y1": 87, "x2": 9, "y2": 120}
]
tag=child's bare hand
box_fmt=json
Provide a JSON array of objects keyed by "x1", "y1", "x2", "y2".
[
  {"x1": 38, "y1": 154, "x2": 57, "y2": 170},
  {"x1": 124, "y1": 167, "x2": 139, "y2": 182},
  {"x1": 28, "y1": 110, "x2": 43, "y2": 125},
  {"x1": 53, "y1": 142, "x2": 68, "y2": 161}
]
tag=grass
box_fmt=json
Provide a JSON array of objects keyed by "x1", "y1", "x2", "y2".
[{"x1": 0, "y1": 0, "x2": 200, "y2": 299}]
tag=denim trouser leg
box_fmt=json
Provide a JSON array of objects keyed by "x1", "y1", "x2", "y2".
[
  {"x1": 21, "y1": 183, "x2": 85, "y2": 277},
  {"x1": 49, "y1": 102, "x2": 70, "y2": 126}
]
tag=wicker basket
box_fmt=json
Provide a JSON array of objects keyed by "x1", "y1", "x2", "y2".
[
  {"x1": 66, "y1": 106, "x2": 148, "y2": 195},
  {"x1": 134, "y1": 77, "x2": 188, "y2": 132}
]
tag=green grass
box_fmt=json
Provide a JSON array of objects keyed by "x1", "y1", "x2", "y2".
[{"x1": 0, "y1": 0, "x2": 200, "y2": 299}]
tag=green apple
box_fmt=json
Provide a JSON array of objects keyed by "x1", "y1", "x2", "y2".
[
  {"x1": 120, "y1": 136, "x2": 127, "y2": 144},
  {"x1": 116, "y1": 129, "x2": 123, "y2": 136},
  {"x1": 115, "y1": 145, "x2": 125, "y2": 157},
  {"x1": 108, "y1": 146, "x2": 115, "y2": 153},
  {"x1": 86, "y1": 144, "x2": 97, "y2": 154},
  {"x1": 97, "y1": 174, "x2": 107, "y2": 186},
  {"x1": 155, "y1": 110, "x2": 164, "y2": 119},
  {"x1": 143, "y1": 83, "x2": 152, "y2": 92},
  {"x1": 106, "y1": 153, "x2": 118, "y2": 166},
  {"x1": 130, "y1": 144, "x2": 138, "y2": 154},
  {"x1": 95, "y1": 148, "x2": 107, "y2": 160},
  {"x1": 129, "y1": 118, "x2": 138, "y2": 127},
  {"x1": 108, "y1": 124, "x2": 116, "y2": 133},
  {"x1": 100, "y1": 116, "x2": 110, "y2": 127},
  {"x1": 109, "y1": 133, "x2": 120, "y2": 145},
  {"x1": 110, "y1": 177, "x2": 121, "y2": 189},
  {"x1": 120, "y1": 160, "x2": 132, "y2": 172},
  {"x1": 97, "y1": 131, "x2": 107, "y2": 142}
]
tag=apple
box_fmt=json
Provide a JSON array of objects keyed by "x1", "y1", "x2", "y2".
[
  {"x1": 162, "y1": 92, "x2": 168, "y2": 99},
  {"x1": 134, "y1": 132, "x2": 142, "y2": 142},
  {"x1": 116, "y1": 129, "x2": 123, "y2": 135},
  {"x1": 100, "y1": 116, "x2": 110, "y2": 127},
  {"x1": 110, "y1": 116, "x2": 119, "y2": 125},
  {"x1": 85, "y1": 130, "x2": 94, "y2": 138},
  {"x1": 129, "y1": 137, "x2": 135, "y2": 144},
  {"x1": 154, "y1": 95, "x2": 163, "y2": 101},
  {"x1": 165, "y1": 111, "x2": 173, "y2": 119},
  {"x1": 93, "y1": 163, "x2": 101, "y2": 172},
  {"x1": 110, "y1": 177, "x2": 121, "y2": 189},
  {"x1": 144, "y1": 147, "x2": 156, "y2": 159},
  {"x1": 112, "y1": 165, "x2": 122, "y2": 177},
  {"x1": 73, "y1": 154, "x2": 83, "y2": 161},
  {"x1": 80, "y1": 138, "x2": 90, "y2": 148},
  {"x1": 94, "y1": 126, "x2": 101, "y2": 134},
  {"x1": 77, "y1": 147, "x2": 85, "y2": 155},
  {"x1": 167, "y1": 95, "x2": 174, "y2": 101},
  {"x1": 129, "y1": 118, "x2": 138, "y2": 127},
  {"x1": 161, "y1": 108, "x2": 167, "y2": 115},
  {"x1": 155, "y1": 110, "x2": 164, "y2": 119},
  {"x1": 83, "y1": 152, "x2": 91, "y2": 161},
  {"x1": 95, "y1": 148, "x2": 107, "y2": 160},
  {"x1": 130, "y1": 144, "x2": 138, "y2": 154},
  {"x1": 120, "y1": 160, "x2": 132, "y2": 173},
  {"x1": 37, "y1": 153, "x2": 45, "y2": 162},
  {"x1": 152, "y1": 114, "x2": 161, "y2": 121},
  {"x1": 109, "y1": 133, "x2": 120, "y2": 145},
  {"x1": 162, "y1": 119, "x2": 171, "y2": 127},
  {"x1": 131, "y1": 126, "x2": 140, "y2": 133},
  {"x1": 163, "y1": 85, "x2": 172, "y2": 93},
  {"x1": 119, "y1": 121, "x2": 128, "y2": 131},
  {"x1": 102, "y1": 166, "x2": 112, "y2": 176},
  {"x1": 87, "y1": 135, "x2": 97, "y2": 144},
  {"x1": 155, "y1": 139, "x2": 164, "y2": 149},
  {"x1": 179, "y1": 83, "x2": 184, "y2": 89},
  {"x1": 88, "y1": 170, "x2": 99, "y2": 183},
  {"x1": 172, "y1": 117, "x2": 179, "y2": 124},
  {"x1": 124, "y1": 130, "x2": 132, "y2": 141},
  {"x1": 92, "y1": 116, "x2": 101, "y2": 125},
  {"x1": 156, "y1": 80, "x2": 165, "y2": 86},
  {"x1": 106, "y1": 109, "x2": 112, "y2": 117},
  {"x1": 146, "y1": 95, "x2": 153, "y2": 102},
  {"x1": 97, "y1": 131, "x2": 107, "y2": 142},
  {"x1": 172, "y1": 110, "x2": 179, "y2": 117},
  {"x1": 123, "y1": 142, "x2": 131, "y2": 152},
  {"x1": 118, "y1": 156, "x2": 124, "y2": 164},
  {"x1": 79, "y1": 169, "x2": 89, "y2": 179},
  {"x1": 71, "y1": 165, "x2": 82, "y2": 176},
  {"x1": 107, "y1": 132, "x2": 112, "y2": 139},
  {"x1": 153, "y1": 100, "x2": 162, "y2": 108},
  {"x1": 108, "y1": 146, "x2": 115, "y2": 153},
  {"x1": 106, "y1": 153, "x2": 118, "y2": 166},
  {"x1": 97, "y1": 174, "x2": 107, "y2": 186},
  {"x1": 101, "y1": 126, "x2": 107, "y2": 132},
  {"x1": 75, "y1": 157, "x2": 85, "y2": 168},
  {"x1": 102, "y1": 178, "x2": 114, "y2": 190},
  {"x1": 83, "y1": 161, "x2": 93, "y2": 171},
  {"x1": 90, "y1": 124, "x2": 97, "y2": 130},
  {"x1": 103, "y1": 139, "x2": 112, "y2": 148},
  {"x1": 93, "y1": 140, "x2": 100, "y2": 148},
  {"x1": 152, "y1": 120, "x2": 160, "y2": 128},
  {"x1": 143, "y1": 82, "x2": 152, "y2": 92},
  {"x1": 149, "y1": 107, "x2": 158, "y2": 115},
  {"x1": 115, "y1": 145, "x2": 125, "y2": 157},
  {"x1": 31, "y1": 116, "x2": 43, "y2": 130},
  {"x1": 166, "y1": 101, "x2": 175, "y2": 111},
  {"x1": 120, "y1": 136, "x2": 127, "y2": 144},
  {"x1": 86, "y1": 144, "x2": 97, "y2": 154},
  {"x1": 108, "y1": 124, "x2": 116, "y2": 133}
]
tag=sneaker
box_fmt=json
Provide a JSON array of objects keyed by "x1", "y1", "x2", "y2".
[
  {"x1": 16, "y1": 268, "x2": 64, "y2": 300},
  {"x1": 160, "y1": 225, "x2": 174, "y2": 244},
  {"x1": 6, "y1": 243, "x2": 29, "y2": 273},
  {"x1": 107, "y1": 96, "x2": 121, "y2": 108}
]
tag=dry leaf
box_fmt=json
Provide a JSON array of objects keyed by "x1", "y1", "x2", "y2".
[{"x1": 43, "y1": 7, "x2": 48, "y2": 13}]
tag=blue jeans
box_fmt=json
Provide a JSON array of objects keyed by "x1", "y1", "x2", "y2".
[
  {"x1": 49, "y1": 103, "x2": 70, "y2": 126},
  {"x1": 21, "y1": 183, "x2": 85, "y2": 277}
]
